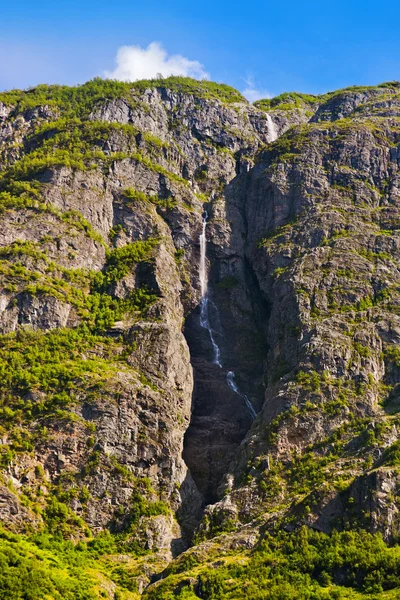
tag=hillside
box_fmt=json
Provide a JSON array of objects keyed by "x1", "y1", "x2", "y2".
[{"x1": 0, "y1": 76, "x2": 400, "y2": 599}]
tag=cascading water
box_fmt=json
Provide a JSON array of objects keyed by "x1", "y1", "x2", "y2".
[
  {"x1": 266, "y1": 113, "x2": 278, "y2": 142},
  {"x1": 226, "y1": 371, "x2": 257, "y2": 419},
  {"x1": 199, "y1": 210, "x2": 222, "y2": 367},
  {"x1": 199, "y1": 210, "x2": 256, "y2": 419}
]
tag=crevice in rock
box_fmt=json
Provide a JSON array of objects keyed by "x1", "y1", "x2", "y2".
[{"x1": 180, "y1": 195, "x2": 271, "y2": 523}]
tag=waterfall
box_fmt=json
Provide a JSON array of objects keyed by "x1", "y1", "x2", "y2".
[
  {"x1": 199, "y1": 210, "x2": 256, "y2": 419},
  {"x1": 266, "y1": 113, "x2": 278, "y2": 142},
  {"x1": 227, "y1": 371, "x2": 257, "y2": 419},
  {"x1": 199, "y1": 210, "x2": 222, "y2": 367}
]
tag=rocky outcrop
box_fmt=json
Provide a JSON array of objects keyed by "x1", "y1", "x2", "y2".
[
  {"x1": 0, "y1": 79, "x2": 279, "y2": 556},
  {"x1": 1, "y1": 78, "x2": 400, "y2": 594},
  {"x1": 202, "y1": 83, "x2": 400, "y2": 542}
]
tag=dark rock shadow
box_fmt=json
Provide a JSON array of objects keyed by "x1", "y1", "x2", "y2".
[{"x1": 181, "y1": 169, "x2": 271, "y2": 511}]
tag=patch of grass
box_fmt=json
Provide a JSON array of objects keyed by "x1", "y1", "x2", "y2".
[
  {"x1": 130, "y1": 76, "x2": 245, "y2": 104},
  {"x1": 255, "y1": 91, "x2": 323, "y2": 112},
  {"x1": 296, "y1": 370, "x2": 321, "y2": 391}
]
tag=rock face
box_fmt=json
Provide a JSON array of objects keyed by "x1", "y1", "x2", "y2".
[
  {"x1": 203, "y1": 82, "x2": 400, "y2": 542},
  {"x1": 1, "y1": 78, "x2": 400, "y2": 591},
  {"x1": 0, "y1": 79, "x2": 279, "y2": 554}
]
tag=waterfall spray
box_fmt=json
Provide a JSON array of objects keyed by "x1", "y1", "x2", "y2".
[
  {"x1": 198, "y1": 210, "x2": 256, "y2": 419},
  {"x1": 266, "y1": 114, "x2": 278, "y2": 142}
]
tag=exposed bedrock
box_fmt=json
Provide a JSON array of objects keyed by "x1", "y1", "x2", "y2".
[{"x1": 2, "y1": 81, "x2": 400, "y2": 574}]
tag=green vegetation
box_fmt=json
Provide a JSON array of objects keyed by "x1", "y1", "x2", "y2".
[
  {"x1": 30, "y1": 117, "x2": 167, "y2": 156},
  {"x1": 381, "y1": 440, "x2": 400, "y2": 466},
  {"x1": 2, "y1": 73, "x2": 400, "y2": 600},
  {"x1": 0, "y1": 233, "x2": 159, "y2": 468},
  {"x1": 254, "y1": 81, "x2": 400, "y2": 112},
  {"x1": 272, "y1": 266, "x2": 288, "y2": 278},
  {"x1": 0, "y1": 525, "x2": 155, "y2": 599},
  {"x1": 95, "y1": 239, "x2": 158, "y2": 289},
  {"x1": 127, "y1": 76, "x2": 245, "y2": 104},
  {"x1": 123, "y1": 187, "x2": 177, "y2": 209},
  {"x1": 128, "y1": 480, "x2": 170, "y2": 527},
  {"x1": 296, "y1": 370, "x2": 321, "y2": 391},
  {"x1": 145, "y1": 528, "x2": 400, "y2": 599},
  {"x1": 0, "y1": 117, "x2": 184, "y2": 187},
  {"x1": 0, "y1": 236, "x2": 158, "y2": 333},
  {"x1": 0, "y1": 328, "x2": 124, "y2": 467},
  {"x1": 0, "y1": 528, "x2": 97, "y2": 600},
  {"x1": 255, "y1": 91, "x2": 322, "y2": 112},
  {"x1": 0, "y1": 76, "x2": 245, "y2": 116},
  {"x1": 258, "y1": 218, "x2": 298, "y2": 247},
  {"x1": 0, "y1": 327, "x2": 115, "y2": 398},
  {"x1": 0, "y1": 78, "x2": 135, "y2": 117},
  {"x1": 3, "y1": 525, "x2": 400, "y2": 600},
  {"x1": 383, "y1": 345, "x2": 400, "y2": 367}
]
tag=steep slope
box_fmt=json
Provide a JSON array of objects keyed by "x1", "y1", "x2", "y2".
[
  {"x1": 0, "y1": 77, "x2": 281, "y2": 595},
  {"x1": 203, "y1": 82, "x2": 400, "y2": 540},
  {"x1": 144, "y1": 82, "x2": 400, "y2": 600},
  {"x1": 1, "y1": 77, "x2": 400, "y2": 599}
]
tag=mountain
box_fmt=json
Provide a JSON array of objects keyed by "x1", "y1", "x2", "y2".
[{"x1": 1, "y1": 76, "x2": 400, "y2": 599}]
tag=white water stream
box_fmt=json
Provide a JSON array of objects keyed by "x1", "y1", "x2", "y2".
[
  {"x1": 266, "y1": 113, "x2": 278, "y2": 142},
  {"x1": 226, "y1": 371, "x2": 257, "y2": 419},
  {"x1": 199, "y1": 211, "x2": 222, "y2": 367},
  {"x1": 199, "y1": 210, "x2": 256, "y2": 419}
]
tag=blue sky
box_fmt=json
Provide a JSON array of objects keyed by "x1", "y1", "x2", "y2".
[{"x1": 1, "y1": 0, "x2": 399, "y2": 100}]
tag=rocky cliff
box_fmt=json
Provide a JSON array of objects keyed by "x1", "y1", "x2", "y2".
[{"x1": 1, "y1": 77, "x2": 400, "y2": 599}]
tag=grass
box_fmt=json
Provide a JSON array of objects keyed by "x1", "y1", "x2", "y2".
[
  {"x1": 255, "y1": 91, "x2": 323, "y2": 112},
  {"x1": 144, "y1": 528, "x2": 400, "y2": 599}
]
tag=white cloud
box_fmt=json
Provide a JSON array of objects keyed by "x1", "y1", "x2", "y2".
[
  {"x1": 242, "y1": 76, "x2": 271, "y2": 103},
  {"x1": 104, "y1": 42, "x2": 209, "y2": 81}
]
